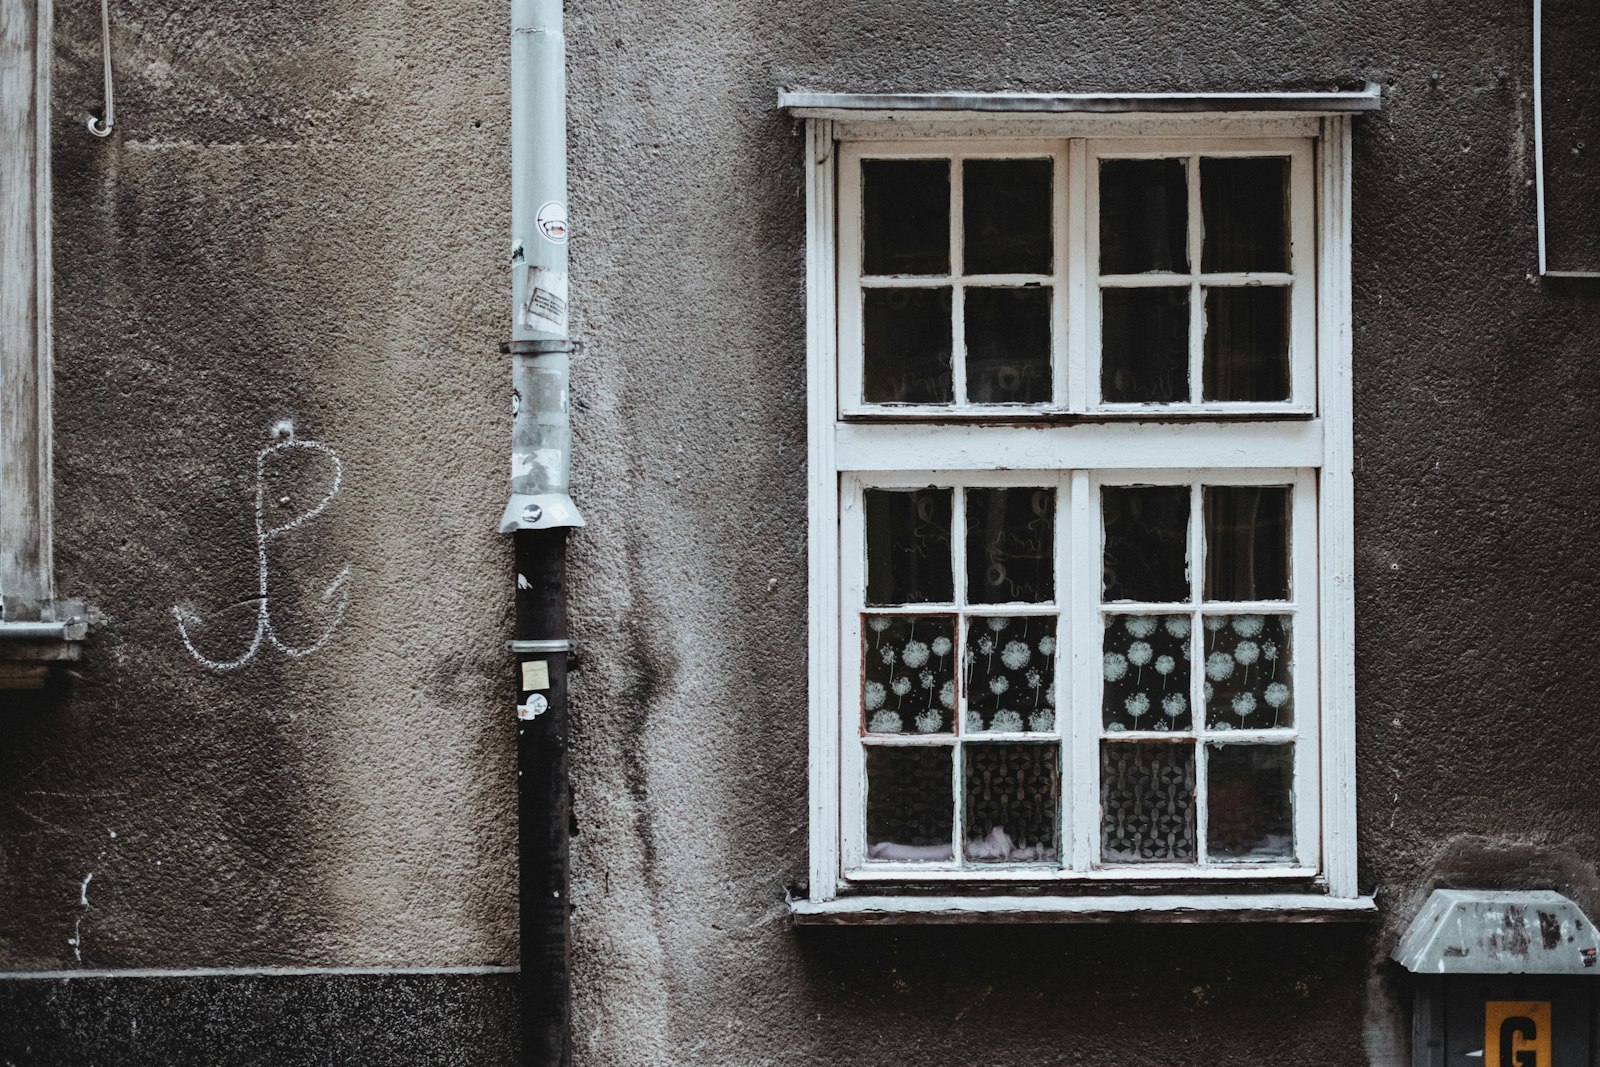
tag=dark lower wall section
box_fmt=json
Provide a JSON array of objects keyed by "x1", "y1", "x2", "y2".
[
  {"x1": 786, "y1": 923, "x2": 1380, "y2": 1066},
  {"x1": 0, "y1": 971, "x2": 518, "y2": 1067}
]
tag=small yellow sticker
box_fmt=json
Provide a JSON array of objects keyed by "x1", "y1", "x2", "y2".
[
  {"x1": 1486, "y1": 1000, "x2": 1551, "y2": 1067},
  {"x1": 521, "y1": 660, "x2": 550, "y2": 692}
]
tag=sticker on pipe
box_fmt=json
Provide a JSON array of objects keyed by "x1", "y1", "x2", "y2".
[
  {"x1": 536, "y1": 201, "x2": 568, "y2": 244},
  {"x1": 521, "y1": 266, "x2": 569, "y2": 332},
  {"x1": 521, "y1": 659, "x2": 550, "y2": 691}
]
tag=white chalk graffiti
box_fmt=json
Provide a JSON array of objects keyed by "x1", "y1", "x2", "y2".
[
  {"x1": 67, "y1": 871, "x2": 92, "y2": 962},
  {"x1": 173, "y1": 421, "x2": 353, "y2": 671}
]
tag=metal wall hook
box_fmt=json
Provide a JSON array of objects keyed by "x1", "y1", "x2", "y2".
[{"x1": 86, "y1": 0, "x2": 114, "y2": 137}]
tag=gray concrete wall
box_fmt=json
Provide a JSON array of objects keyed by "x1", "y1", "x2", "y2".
[
  {"x1": 4, "y1": 0, "x2": 1600, "y2": 1063},
  {"x1": 5, "y1": 0, "x2": 518, "y2": 971}
]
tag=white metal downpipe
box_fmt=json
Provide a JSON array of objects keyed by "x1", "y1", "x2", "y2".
[{"x1": 503, "y1": 0, "x2": 583, "y2": 533}]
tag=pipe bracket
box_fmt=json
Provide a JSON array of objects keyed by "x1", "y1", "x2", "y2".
[
  {"x1": 508, "y1": 639, "x2": 575, "y2": 654},
  {"x1": 502, "y1": 339, "x2": 582, "y2": 355}
]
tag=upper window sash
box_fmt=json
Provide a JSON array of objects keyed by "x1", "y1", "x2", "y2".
[{"x1": 836, "y1": 135, "x2": 1317, "y2": 419}]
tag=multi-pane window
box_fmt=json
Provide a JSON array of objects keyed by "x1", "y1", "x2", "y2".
[
  {"x1": 838, "y1": 139, "x2": 1315, "y2": 415},
  {"x1": 841, "y1": 471, "x2": 1319, "y2": 874},
  {"x1": 803, "y1": 111, "x2": 1356, "y2": 909},
  {"x1": 847, "y1": 474, "x2": 1065, "y2": 867}
]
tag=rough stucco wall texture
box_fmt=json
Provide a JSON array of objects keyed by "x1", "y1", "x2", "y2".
[
  {"x1": 4, "y1": 0, "x2": 519, "y2": 969},
  {"x1": 4, "y1": 0, "x2": 1600, "y2": 1063}
]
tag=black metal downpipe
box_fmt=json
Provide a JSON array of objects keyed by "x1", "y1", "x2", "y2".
[{"x1": 514, "y1": 528, "x2": 571, "y2": 1067}]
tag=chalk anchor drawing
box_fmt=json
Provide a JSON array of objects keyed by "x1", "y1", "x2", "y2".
[{"x1": 173, "y1": 421, "x2": 353, "y2": 671}]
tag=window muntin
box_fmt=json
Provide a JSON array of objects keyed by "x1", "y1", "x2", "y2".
[
  {"x1": 838, "y1": 137, "x2": 1315, "y2": 416},
  {"x1": 1091, "y1": 470, "x2": 1320, "y2": 873},
  {"x1": 842, "y1": 470, "x2": 1069, "y2": 873},
  {"x1": 1088, "y1": 140, "x2": 1316, "y2": 412},
  {"x1": 841, "y1": 142, "x2": 1069, "y2": 414},
  {"x1": 839, "y1": 469, "x2": 1319, "y2": 879}
]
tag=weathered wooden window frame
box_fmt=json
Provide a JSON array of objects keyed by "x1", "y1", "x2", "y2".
[
  {"x1": 1, "y1": 0, "x2": 88, "y2": 686},
  {"x1": 798, "y1": 105, "x2": 1365, "y2": 923}
]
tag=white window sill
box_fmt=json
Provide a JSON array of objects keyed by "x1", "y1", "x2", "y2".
[{"x1": 790, "y1": 893, "x2": 1378, "y2": 925}]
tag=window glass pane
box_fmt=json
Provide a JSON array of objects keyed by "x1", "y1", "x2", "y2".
[
  {"x1": 1099, "y1": 158, "x2": 1188, "y2": 274},
  {"x1": 863, "y1": 288, "x2": 953, "y2": 405},
  {"x1": 866, "y1": 746, "x2": 954, "y2": 862},
  {"x1": 1100, "y1": 741, "x2": 1196, "y2": 863},
  {"x1": 965, "y1": 486, "x2": 1054, "y2": 604},
  {"x1": 1200, "y1": 157, "x2": 1289, "y2": 273},
  {"x1": 864, "y1": 614, "x2": 957, "y2": 735},
  {"x1": 963, "y1": 616, "x2": 1057, "y2": 734},
  {"x1": 964, "y1": 744, "x2": 1060, "y2": 863},
  {"x1": 1101, "y1": 287, "x2": 1190, "y2": 404},
  {"x1": 1202, "y1": 286, "x2": 1290, "y2": 402},
  {"x1": 963, "y1": 158, "x2": 1053, "y2": 275},
  {"x1": 1202, "y1": 614, "x2": 1293, "y2": 729},
  {"x1": 864, "y1": 487, "x2": 953, "y2": 605},
  {"x1": 1102, "y1": 485, "x2": 1191, "y2": 603},
  {"x1": 1204, "y1": 485, "x2": 1290, "y2": 602},
  {"x1": 862, "y1": 159, "x2": 950, "y2": 276},
  {"x1": 1206, "y1": 742, "x2": 1295, "y2": 862},
  {"x1": 965, "y1": 287, "x2": 1052, "y2": 405},
  {"x1": 1102, "y1": 614, "x2": 1192, "y2": 732}
]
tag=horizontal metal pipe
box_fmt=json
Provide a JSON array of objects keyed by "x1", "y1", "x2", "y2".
[{"x1": 0, "y1": 618, "x2": 87, "y2": 641}]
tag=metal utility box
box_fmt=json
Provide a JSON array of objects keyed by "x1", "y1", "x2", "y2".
[{"x1": 1395, "y1": 890, "x2": 1600, "y2": 1066}]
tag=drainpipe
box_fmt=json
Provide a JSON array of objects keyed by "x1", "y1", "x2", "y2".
[{"x1": 503, "y1": 1, "x2": 583, "y2": 1063}]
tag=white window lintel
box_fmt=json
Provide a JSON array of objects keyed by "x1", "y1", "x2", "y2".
[{"x1": 778, "y1": 85, "x2": 1382, "y2": 119}]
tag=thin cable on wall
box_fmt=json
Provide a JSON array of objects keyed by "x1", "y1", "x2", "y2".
[{"x1": 86, "y1": 0, "x2": 114, "y2": 137}]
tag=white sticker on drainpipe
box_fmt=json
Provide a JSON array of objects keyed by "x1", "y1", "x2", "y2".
[
  {"x1": 521, "y1": 659, "x2": 550, "y2": 691},
  {"x1": 521, "y1": 266, "x2": 569, "y2": 332},
  {"x1": 536, "y1": 201, "x2": 568, "y2": 244}
]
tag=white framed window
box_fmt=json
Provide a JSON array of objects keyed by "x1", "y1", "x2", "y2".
[{"x1": 793, "y1": 95, "x2": 1371, "y2": 922}]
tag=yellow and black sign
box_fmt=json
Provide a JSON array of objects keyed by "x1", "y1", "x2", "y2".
[{"x1": 1485, "y1": 1000, "x2": 1552, "y2": 1067}]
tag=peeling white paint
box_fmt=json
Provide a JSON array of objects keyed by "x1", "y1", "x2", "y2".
[
  {"x1": 512, "y1": 448, "x2": 563, "y2": 486},
  {"x1": 530, "y1": 448, "x2": 563, "y2": 484}
]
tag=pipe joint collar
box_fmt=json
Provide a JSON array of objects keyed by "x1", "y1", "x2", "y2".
[
  {"x1": 499, "y1": 492, "x2": 585, "y2": 533},
  {"x1": 502, "y1": 339, "x2": 581, "y2": 355}
]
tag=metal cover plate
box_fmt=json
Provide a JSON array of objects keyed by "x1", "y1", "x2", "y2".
[{"x1": 1393, "y1": 890, "x2": 1600, "y2": 975}]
